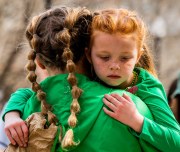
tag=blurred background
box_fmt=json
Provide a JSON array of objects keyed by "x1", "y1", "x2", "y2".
[{"x1": 0, "y1": 0, "x2": 180, "y2": 110}]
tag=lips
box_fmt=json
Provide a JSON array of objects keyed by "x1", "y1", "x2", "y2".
[{"x1": 107, "y1": 75, "x2": 121, "y2": 79}]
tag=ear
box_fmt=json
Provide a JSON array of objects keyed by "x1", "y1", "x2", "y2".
[
  {"x1": 36, "y1": 57, "x2": 46, "y2": 69},
  {"x1": 85, "y1": 47, "x2": 92, "y2": 64}
]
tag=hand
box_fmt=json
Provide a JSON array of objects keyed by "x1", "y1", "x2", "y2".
[
  {"x1": 103, "y1": 93, "x2": 144, "y2": 133},
  {"x1": 4, "y1": 111, "x2": 28, "y2": 147}
]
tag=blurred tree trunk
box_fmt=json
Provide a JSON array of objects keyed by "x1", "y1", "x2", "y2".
[
  {"x1": 0, "y1": 0, "x2": 52, "y2": 110},
  {"x1": 0, "y1": 0, "x2": 36, "y2": 109},
  {"x1": 44, "y1": 0, "x2": 52, "y2": 10}
]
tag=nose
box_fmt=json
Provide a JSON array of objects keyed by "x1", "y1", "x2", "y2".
[{"x1": 110, "y1": 63, "x2": 120, "y2": 70}]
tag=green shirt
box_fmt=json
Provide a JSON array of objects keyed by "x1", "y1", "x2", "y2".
[{"x1": 3, "y1": 74, "x2": 157, "y2": 152}]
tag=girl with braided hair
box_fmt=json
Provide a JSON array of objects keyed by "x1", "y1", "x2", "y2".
[
  {"x1": 3, "y1": 6, "x2": 157, "y2": 152},
  {"x1": 4, "y1": 6, "x2": 92, "y2": 151},
  {"x1": 85, "y1": 8, "x2": 180, "y2": 152}
]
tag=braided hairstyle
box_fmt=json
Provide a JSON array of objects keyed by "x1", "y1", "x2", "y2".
[
  {"x1": 90, "y1": 8, "x2": 157, "y2": 77},
  {"x1": 25, "y1": 7, "x2": 92, "y2": 150}
]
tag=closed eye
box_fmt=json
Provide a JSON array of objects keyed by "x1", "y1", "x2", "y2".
[
  {"x1": 120, "y1": 56, "x2": 131, "y2": 62},
  {"x1": 100, "y1": 56, "x2": 110, "y2": 61}
]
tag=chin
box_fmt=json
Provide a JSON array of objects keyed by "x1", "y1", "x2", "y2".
[{"x1": 108, "y1": 83, "x2": 120, "y2": 87}]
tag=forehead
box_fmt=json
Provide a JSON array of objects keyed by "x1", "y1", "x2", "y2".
[{"x1": 92, "y1": 31, "x2": 137, "y2": 51}]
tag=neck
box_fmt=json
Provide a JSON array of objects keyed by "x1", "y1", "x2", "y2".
[
  {"x1": 120, "y1": 71, "x2": 137, "y2": 89},
  {"x1": 46, "y1": 67, "x2": 64, "y2": 76}
]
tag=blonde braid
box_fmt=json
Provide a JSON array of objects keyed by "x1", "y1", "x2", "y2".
[
  {"x1": 58, "y1": 27, "x2": 82, "y2": 149},
  {"x1": 59, "y1": 8, "x2": 93, "y2": 150}
]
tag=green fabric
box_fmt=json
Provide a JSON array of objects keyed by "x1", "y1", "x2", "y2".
[
  {"x1": 51, "y1": 126, "x2": 61, "y2": 152},
  {"x1": 133, "y1": 67, "x2": 180, "y2": 152},
  {"x1": 4, "y1": 74, "x2": 157, "y2": 152},
  {"x1": 2, "y1": 88, "x2": 32, "y2": 120}
]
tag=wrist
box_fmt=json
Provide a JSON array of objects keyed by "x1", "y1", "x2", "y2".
[
  {"x1": 5, "y1": 111, "x2": 21, "y2": 121},
  {"x1": 129, "y1": 112, "x2": 144, "y2": 133}
]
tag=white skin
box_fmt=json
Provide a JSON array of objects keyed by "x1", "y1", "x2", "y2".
[{"x1": 86, "y1": 31, "x2": 144, "y2": 133}]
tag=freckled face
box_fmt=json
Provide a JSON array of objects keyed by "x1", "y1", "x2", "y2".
[{"x1": 90, "y1": 31, "x2": 139, "y2": 88}]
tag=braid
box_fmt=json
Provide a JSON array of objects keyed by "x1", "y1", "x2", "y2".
[
  {"x1": 136, "y1": 44, "x2": 157, "y2": 77},
  {"x1": 50, "y1": 7, "x2": 92, "y2": 150},
  {"x1": 26, "y1": 7, "x2": 92, "y2": 150},
  {"x1": 59, "y1": 25, "x2": 82, "y2": 150},
  {"x1": 26, "y1": 49, "x2": 39, "y2": 92},
  {"x1": 61, "y1": 8, "x2": 92, "y2": 150},
  {"x1": 26, "y1": 15, "x2": 54, "y2": 120}
]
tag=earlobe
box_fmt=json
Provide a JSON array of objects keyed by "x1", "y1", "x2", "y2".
[{"x1": 85, "y1": 47, "x2": 92, "y2": 64}]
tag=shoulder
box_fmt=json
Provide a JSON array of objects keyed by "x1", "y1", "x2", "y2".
[
  {"x1": 76, "y1": 74, "x2": 110, "y2": 91},
  {"x1": 135, "y1": 67, "x2": 162, "y2": 87},
  {"x1": 135, "y1": 67, "x2": 167, "y2": 100}
]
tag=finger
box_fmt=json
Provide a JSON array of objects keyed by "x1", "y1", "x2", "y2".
[
  {"x1": 10, "y1": 128, "x2": 23, "y2": 147},
  {"x1": 21, "y1": 122, "x2": 29, "y2": 143},
  {"x1": 110, "y1": 93, "x2": 127, "y2": 104},
  {"x1": 122, "y1": 93, "x2": 133, "y2": 103},
  {"x1": 103, "y1": 97, "x2": 116, "y2": 111},
  {"x1": 5, "y1": 129, "x2": 16, "y2": 145},
  {"x1": 103, "y1": 107, "x2": 116, "y2": 119},
  {"x1": 104, "y1": 94, "x2": 120, "y2": 107},
  {"x1": 15, "y1": 125, "x2": 27, "y2": 146}
]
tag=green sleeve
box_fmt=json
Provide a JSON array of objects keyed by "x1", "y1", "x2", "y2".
[
  {"x1": 141, "y1": 117, "x2": 180, "y2": 151},
  {"x1": 139, "y1": 88, "x2": 180, "y2": 152},
  {"x1": 2, "y1": 88, "x2": 33, "y2": 120},
  {"x1": 134, "y1": 70, "x2": 180, "y2": 152}
]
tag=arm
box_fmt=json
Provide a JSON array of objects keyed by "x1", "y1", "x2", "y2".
[
  {"x1": 103, "y1": 86, "x2": 180, "y2": 152},
  {"x1": 4, "y1": 111, "x2": 28, "y2": 147},
  {"x1": 2, "y1": 88, "x2": 33, "y2": 120},
  {"x1": 3, "y1": 88, "x2": 33, "y2": 147},
  {"x1": 132, "y1": 68, "x2": 180, "y2": 151},
  {"x1": 135, "y1": 86, "x2": 180, "y2": 152}
]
